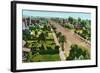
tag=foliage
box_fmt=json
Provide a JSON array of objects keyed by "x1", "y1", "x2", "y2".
[
  {"x1": 66, "y1": 44, "x2": 90, "y2": 60},
  {"x1": 59, "y1": 35, "x2": 66, "y2": 51},
  {"x1": 68, "y1": 17, "x2": 74, "y2": 24},
  {"x1": 23, "y1": 29, "x2": 31, "y2": 41},
  {"x1": 26, "y1": 52, "x2": 33, "y2": 62},
  {"x1": 32, "y1": 54, "x2": 60, "y2": 62},
  {"x1": 38, "y1": 32, "x2": 46, "y2": 42},
  {"x1": 59, "y1": 35, "x2": 66, "y2": 44},
  {"x1": 56, "y1": 32, "x2": 62, "y2": 38},
  {"x1": 61, "y1": 16, "x2": 91, "y2": 41},
  {"x1": 22, "y1": 16, "x2": 91, "y2": 62},
  {"x1": 64, "y1": 23, "x2": 74, "y2": 29}
]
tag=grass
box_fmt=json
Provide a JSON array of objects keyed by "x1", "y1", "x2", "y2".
[{"x1": 32, "y1": 53, "x2": 60, "y2": 62}]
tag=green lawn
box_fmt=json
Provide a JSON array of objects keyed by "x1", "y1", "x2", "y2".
[{"x1": 32, "y1": 54, "x2": 60, "y2": 62}]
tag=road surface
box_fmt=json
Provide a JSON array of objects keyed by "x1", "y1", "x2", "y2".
[{"x1": 49, "y1": 20, "x2": 91, "y2": 57}]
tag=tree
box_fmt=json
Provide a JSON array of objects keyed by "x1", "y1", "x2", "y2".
[
  {"x1": 65, "y1": 23, "x2": 74, "y2": 29},
  {"x1": 55, "y1": 45, "x2": 60, "y2": 50},
  {"x1": 82, "y1": 29, "x2": 88, "y2": 39},
  {"x1": 47, "y1": 26, "x2": 51, "y2": 31},
  {"x1": 29, "y1": 26, "x2": 35, "y2": 31},
  {"x1": 80, "y1": 20, "x2": 87, "y2": 28},
  {"x1": 78, "y1": 17, "x2": 81, "y2": 24},
  {"x1": 45, "y1": 31, "x2": 48, "y2": 37},
  {"x1": 23, "y1": 29, "x2": 31, "y2": 40},
  {"x1": 66, "y1": 44, "x2": 90, "y2": 60},
  {"x1": 68, "y1": 17, "x2": 74, "y2": 24},
  {"x1": 26, "y1": 52, "x2": 33, "y2": 62},
  {"x1": 34, "y1": 30, "x2": 38, "y2": 37},
  {"x1": 52, "y1": 25, "x2": 56, "y2": 32},
  {"x1": 38, "y1": 32, "x2": 46, "y2": 49},
  {"x1": 43, "y1": 25, "x2": 48, "y2": 31},
  {"x1": 39, "y1": 32, "x2": 46, "y2": 41},
  {"x1": 56, "y1": 32, "x2": 62, "y2": 38},
  {"x1": 73, "y1": 19, "x2": 77, "y2": 25},
  {"x1": 59, "y1": 35, "x2": 66, "y2": 51},
  {"x1": 31, "y1": 47, "x2": 37, "y2": 55}
]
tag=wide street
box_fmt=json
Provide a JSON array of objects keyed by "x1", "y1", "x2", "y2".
[{"x1": 49, "y1": 20, "x2": 91, "y2": 56}]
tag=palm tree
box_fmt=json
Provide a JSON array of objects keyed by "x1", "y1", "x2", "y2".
[{"x1": 59, "y1": 35, "x2": 66, "y2": 51}]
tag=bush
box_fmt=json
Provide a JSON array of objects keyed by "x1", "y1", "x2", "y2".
[
  {"x1": 39, "y1": 46, "x2": 59, "y2": 55},
  {"x1": 55, "y1": 45, "x2": 60, "y2": 50}
]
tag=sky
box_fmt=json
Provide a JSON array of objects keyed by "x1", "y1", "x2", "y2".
[{"x1": 22, "y1": 10, "x2": 91, "y2": 20}]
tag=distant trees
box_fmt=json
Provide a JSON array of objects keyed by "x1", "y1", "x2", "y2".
[
  {"x1": 78, "y1": 17, "x2": 81, "y2": 24},
  {"x1": 68, "y1": 17, "x2": 74, "y2": 24},
  {"x1": 66, "y1": 44, "x2": 90, "y2": 60},
  {"x1": 80, "y1": 20, "x2": 87, "y2": 27},
  {"x1": 64, "y1": 23, "x2": 74, "y2": 29},
  {"x1": 62, "y1": 16, "x2": 91, "y2": 41}
]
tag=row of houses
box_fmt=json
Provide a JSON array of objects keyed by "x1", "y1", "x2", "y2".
[
  {"x1": 54, "y1": 18, "x2": 83, "y2": 29},
  {"x1": 22, "y1": 16, "x2": 83, "y2": 31},
  {"x1": 22, "y1": 16, "x2": 41, "y2": 30}
]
